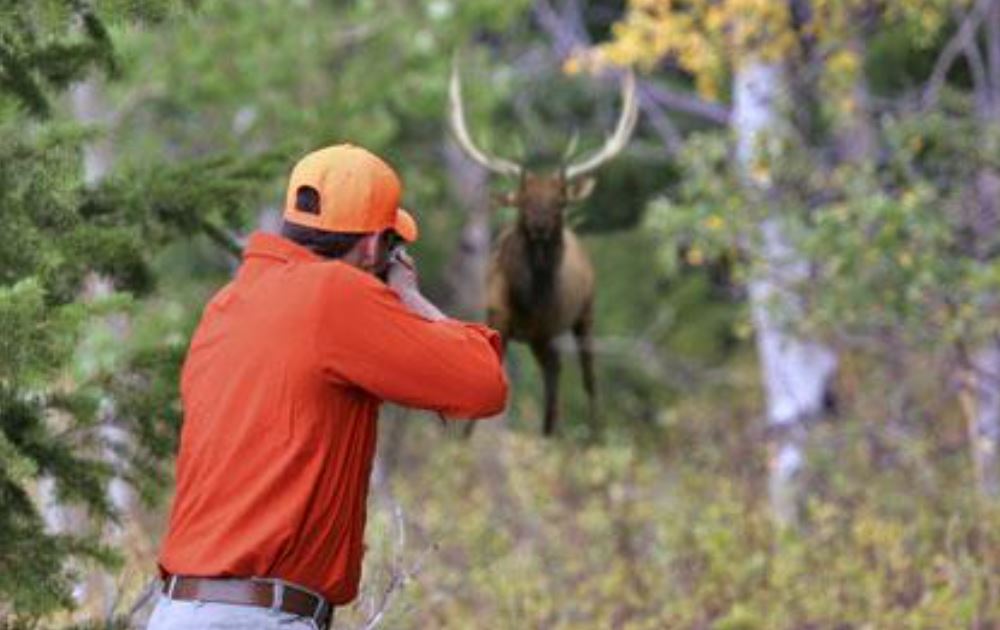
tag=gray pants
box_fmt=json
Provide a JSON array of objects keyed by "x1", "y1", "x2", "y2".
[{"x1": 147, "y1": 595, "x2": 319, "y2": 629}]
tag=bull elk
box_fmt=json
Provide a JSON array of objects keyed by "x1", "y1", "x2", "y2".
[{"x1": 448, "y1": 64, "x2": 639, "y2": 436}]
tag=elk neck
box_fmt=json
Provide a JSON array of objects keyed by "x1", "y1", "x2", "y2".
[{"x1": 515, "y1": 218, "x2": 565, "y2": 305}]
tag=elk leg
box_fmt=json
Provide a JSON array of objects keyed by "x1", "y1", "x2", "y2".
[
  {"x1": 573, "y1": 304, "x2": 598, "y2": 433},
  {"x1": 531, "y1": 339, "x2": 561, "y2": 436}
]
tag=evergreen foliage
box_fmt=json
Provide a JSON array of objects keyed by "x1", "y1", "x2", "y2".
[
  {"x1": 0, "y1": 0, "x2": 280, "y2": 618},
  {"x1": 4, "y1": 0, "x2": 998, "y2": 626}
]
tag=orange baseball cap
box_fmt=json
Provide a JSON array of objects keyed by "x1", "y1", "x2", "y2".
[{"x1": 283, "y1": 144, "x2": 418, "y2": 242}]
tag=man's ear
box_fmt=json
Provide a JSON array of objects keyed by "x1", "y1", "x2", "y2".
[
  {"x1": 491, "y1": 189, "x2": 520, "y2": 209},
  {"x1": 359, "y1": 232, "x2": 380, "y2": 266},
  {"x1": 565, "y1": 176, "x2": 596, "y2": 203}
]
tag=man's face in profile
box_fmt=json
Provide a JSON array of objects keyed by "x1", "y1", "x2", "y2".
[{"x1": 373, "y1": 230, "x2": 402, "y2": 281}]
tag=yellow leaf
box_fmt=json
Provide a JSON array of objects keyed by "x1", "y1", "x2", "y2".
[
  {"x1": 704, "y1": 215, "x2": 725, "y2": 230},
  {"x1": 562, "y1": 56, "x2": 582, "y2": 75},
  {"x1": 827, "y1": 49, "x2": 859, "y2": 77},
  {"x1": 750, "y1": 162, "x2": 771, "y2": 185}
]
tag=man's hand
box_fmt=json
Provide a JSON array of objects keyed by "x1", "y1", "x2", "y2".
[
  {"x1": 386, "y1": 250, "x2": 447, "y2": 321},
  {"x1": 386, "y1": 249, "x2": 419, "y2": 294}
]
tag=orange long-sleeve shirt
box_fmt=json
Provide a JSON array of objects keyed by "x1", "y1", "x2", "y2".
[{"x1": 158, "y1": 232, "x2": 507, "y2": 604}]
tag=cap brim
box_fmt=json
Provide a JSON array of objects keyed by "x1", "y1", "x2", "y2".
[{"x1": 394, "y1": 208, "x2": 418, "y2": 242}]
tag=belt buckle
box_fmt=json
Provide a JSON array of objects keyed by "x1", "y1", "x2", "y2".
[
  {"x1": 251, "y1": 576, "x2": 331, "y2": 628},
  {"x1": 271, "y1": 580, "x2": 286, "y2": 612},
  {"x1": 164, "y1": 575, "x2": 179, "y2": 599},
  {"x1": 248, "y1": 576, "x2": 286, "y2": 613}
]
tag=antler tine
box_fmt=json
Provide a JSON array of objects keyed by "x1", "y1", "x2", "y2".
[
  {"x1": 565, "y1": 69, "x2": 639, "y2": 181},
  {"x1": 561, "y1": 129, "x2": 581, "y2": 163},
  {"x1": 448, "y1": 60, "x2": 522, "y2": 178}
]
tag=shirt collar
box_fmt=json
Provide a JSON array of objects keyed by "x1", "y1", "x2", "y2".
[{"x1": 243, "y1": 231, "x2": 323, "y2": 264}]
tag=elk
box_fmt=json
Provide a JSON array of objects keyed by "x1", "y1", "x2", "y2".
[{"x1": 448, "y1": 64, "x2": 638, "y2": 436}]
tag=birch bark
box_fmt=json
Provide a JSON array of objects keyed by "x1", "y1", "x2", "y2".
[{"x1": 735, "y1": 62, "x2": 838, "y2": 525}]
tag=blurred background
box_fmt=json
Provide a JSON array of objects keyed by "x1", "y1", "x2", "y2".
[{"x1": 1, "y1": 1, "x2": 999, "y2": 628}]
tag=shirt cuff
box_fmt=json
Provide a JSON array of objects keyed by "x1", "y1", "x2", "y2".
[{"x1": 456, "y1": 322, "x2": 504, "y2": 359}]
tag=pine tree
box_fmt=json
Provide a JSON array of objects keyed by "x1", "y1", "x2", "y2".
[{"x1": 0, "y1": 0, "x2": 281, "y2": 619}]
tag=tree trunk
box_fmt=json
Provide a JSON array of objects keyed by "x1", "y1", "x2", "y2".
[
  {"x1": 960, "y1": 338, "x2": 1000, "y2": 499},
  {"x1": 443, "y1": 138, "x2": 492, "y2": 320},
  {"x1": 43, "y1": 78, "x2": 134, "y2": 610},
  {"x1": 959, "y1": 5, "x2": 1000, "y2": 500},
  {"x1": 735, "y1": 61, "x2": 838, "y2": 526},
  {"x1": 70, "y1": 81, "x2": 135, "y2": 529},
  {"x1": 72, "y1": 81, "x2": 114, "y2": 184},
  {"x1": 961, "y1": 167, "x2": 1000, "y2": 500},
  {"x1": 834, "y1": 40, "x2": 877, "y2": 166}
]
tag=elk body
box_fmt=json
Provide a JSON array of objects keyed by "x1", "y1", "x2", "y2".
[{"x1": 449, "y1": 66, "x2": 638, "y2": 436}]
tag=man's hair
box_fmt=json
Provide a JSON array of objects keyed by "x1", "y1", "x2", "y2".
[{"x1": 280, "y1": 221, "x2": 365, "y2": 259}]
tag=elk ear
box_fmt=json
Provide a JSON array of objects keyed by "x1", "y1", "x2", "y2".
[
  {"x1": 492, "y1": 189, "x2": 520, "y2": 208},
  {"x1": 565, "y1": 176, "x2": 596, "y2": 203}
]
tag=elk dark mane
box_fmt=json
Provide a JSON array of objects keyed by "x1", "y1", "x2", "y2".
[{"x1": 500, "y1": 227, "x2": 561, "y2": 309}]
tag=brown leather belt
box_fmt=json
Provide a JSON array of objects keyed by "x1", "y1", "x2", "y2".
[{"x1": 162, "y1": 575, "x2": 333, "y2": 628}]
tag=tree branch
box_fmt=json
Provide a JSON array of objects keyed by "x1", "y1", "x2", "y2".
[
  {"x1": 126, "y1": 577, "x2": 159, "y2": 622},
  {"x1": 960, "y1": 13, "x2": 990, "y2": 107},
  {"x1": 533, "y1": 0, "x2": 730, "y2": 136},
  {"x1": 637, "y1": 83, "x2": 685, "y2": 153},
  {"x1": 360, "y1": 504, "x2": 437, "y2": 630},
  {"x1": 639, "y1": 81, "x2": 731, "y2": 126},
  {"x1": 987, "y1": 0, "x2": 1000, "y2": 115},
  {"x1": 533, "y1": 0, "x2": 586, "y2": 58},
  {"x1": 198, "y1": 218, "x2": 243, "y2": 260},
  {"x1": 922, "y1": 0, "x2": 997, "y2": 110}
]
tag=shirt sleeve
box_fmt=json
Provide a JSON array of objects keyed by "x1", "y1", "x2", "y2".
[{"x1": 316, "y1": 270, "x2": 508, "y2": 419}]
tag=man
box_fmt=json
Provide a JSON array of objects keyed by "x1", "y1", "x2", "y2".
[{"x1": 148, "y1": 144, "x2": 508, "y2": 629}]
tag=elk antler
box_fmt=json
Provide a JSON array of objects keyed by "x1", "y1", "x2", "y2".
[
  {"x1": 564, "y1": 70, "x2": 639, "y2": 181},
  {"x1": 448, "y1": 61, "x2": 522, "y2": 178}
]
